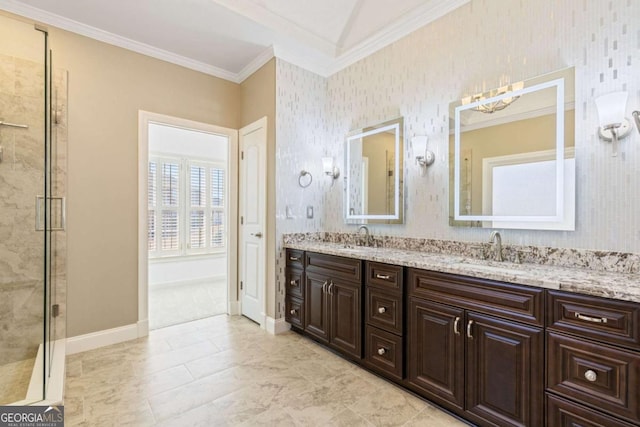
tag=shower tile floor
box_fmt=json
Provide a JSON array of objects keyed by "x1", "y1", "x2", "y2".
[
  {"x1": 149, "y1": 280, "x2": 227, "y2": 330},
  {"x1": 64, "y1": 315, "x2": 468, "y2": 426},
  {"x1": 0, "y1": 357, "x2": 36, "y2": 404}
]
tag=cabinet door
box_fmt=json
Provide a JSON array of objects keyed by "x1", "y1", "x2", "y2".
[
  {"x1": 330, "y1": 280, "x2": 362, "y2": 358},
  {"x1": 304, "y1": 271, "x2": 329, "y2": 344},
  {"x1": 465, "y1": 312, "x2": 544, "y2": 427},
  {"x1": 407, "y1": 297, "x2": 465, "y2": 411}
]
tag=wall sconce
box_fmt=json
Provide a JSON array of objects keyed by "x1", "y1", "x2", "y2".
[
  {"x1": 322, "y1": 157, "x2": 340, "y2": 180},
  {"x1": 595, "y1": 91, "x2": 632, "y2": 157},
  {"x1": 412, "y1": 136, "x2": 435, "y2": 176}
]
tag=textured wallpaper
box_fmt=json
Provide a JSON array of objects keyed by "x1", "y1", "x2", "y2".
[{"x1": 274, "y1": 0, "x2": 640, "y2": 317}]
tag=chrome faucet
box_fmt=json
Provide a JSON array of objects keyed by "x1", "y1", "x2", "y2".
[
  {"x1": 358, "y1": 225, "x2": 370, "y2": 247},
  {"x1": 488, "y1": 231, "x2": 503, "y2": 262}
]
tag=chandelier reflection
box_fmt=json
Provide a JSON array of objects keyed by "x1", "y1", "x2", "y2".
[{"x1": 461, "y1": 80, "x2": 524, "y2": 114}]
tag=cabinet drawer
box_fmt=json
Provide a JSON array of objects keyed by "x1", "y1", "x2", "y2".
[
  {"x1": 286, "y1": 249, "x2": 305, "y2": 269},
  {"x1": 547, "y1": 290, "x2": 640, "y2": 350},
  {"x1": 366, "y1": 262, "x2": 403, "y2": 292},
  {"x1": 547, "y1": 394, "x2": 636, "y2": 427},
  {"x1": 285, "y1": 267, "x2": 304, "y2": 299},
  {"x1": 366, "y1": 287, "x2": 402, "y2": 335},
  {"x1": 306, "y1": 252, "x2": 362, "y2": 282},
  {"x1": 408, "y1": 268, "x2": 544, "y2": 326},
  {"x1": 547, "y1": 331, "x2": 640, "y2": 423},
  {"x1": 285, "y1": 296, "x2": 304, "y2": 330},
  {"x1": 365, "y1": 325, "x2": 403, "y2": 381}
]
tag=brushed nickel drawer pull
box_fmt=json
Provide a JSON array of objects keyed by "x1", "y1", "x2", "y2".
[
  {"x1": 328, "y1": 281, "x2": 334, "y2": 296},
  {"x1": 466, "y1": 320, "x2": 474, "y2": 339},
  {"x1": 378, "y1": 306, "x2": 387, "y2": 314},
  {"x1": 290, "y1": 279, "x2": 298, "y2": 287},
  {"x1": 289, "y1": 256, "x2": 300, "y2": 261},
  {"x1": 575, "y1": 312, "x2": 608, "y2": 324},
  {"x1": 453, "y1": 317, "x2": 461, "y2": 335},
  {"x1": 377, "y1": 347, "x2": 386, "y2": 356},
  {"x1": 584, "y1": 370, "x2": 597, "y2": 382},
  {"x1": 376, "y1": 274, "x2": 391, "y2": 280},
  {"x1": 290, "y1": 309, "x2": 297, "y2": 315},
  {"x1": 322, "y1": 281, "x2": 328, "y2": 293}
]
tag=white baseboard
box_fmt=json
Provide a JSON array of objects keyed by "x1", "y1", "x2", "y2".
[
  {"x1": 266, "y1": 316, "x2": 290, "y2": 335},
  {"x1": 67, "y1": 322, "x2": 142, "y2": 355},
  {"x1": 137, "y1": 318, "x2": 149, "y2": 337},
  {"x1": 228, "y1": 300, "x2": 241, "y2": 316}
]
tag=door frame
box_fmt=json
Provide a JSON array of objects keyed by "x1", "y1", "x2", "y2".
[
  {"x1": 137, "y1": 110, "x2": 239, "y2": 336},
  {"x1": 238, "y1": 116, "x2": 268, "y2": 328}
]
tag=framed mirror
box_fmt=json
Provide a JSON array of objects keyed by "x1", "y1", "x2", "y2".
[
  {"x1": 449, "y1": 67, "x2": 575, "y2": 230},
  {"x1": 345, "y1": 117, "x2": 404, "y2": 224}
]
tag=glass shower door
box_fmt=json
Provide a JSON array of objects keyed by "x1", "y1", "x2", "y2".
[{"x1": 0, "y1": 14, "x2": 50, "y2": 405}]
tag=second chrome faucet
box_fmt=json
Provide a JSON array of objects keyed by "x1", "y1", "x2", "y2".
[{"x1": 488, "y1": 231, "x2": 503, "y2": 262}]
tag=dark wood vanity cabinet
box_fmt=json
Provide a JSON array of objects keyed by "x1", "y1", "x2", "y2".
[
  {"x1": 364, "y1": 262, "x2": 404, "y2": 381},
  {"x1": 285, "y1": 249, "x2": 640, "y2": 427},
  {"x1": 284, "y1": 249, "x2": 305, "y2": 331},
  {"x1": 546, "y1": 290, "x2": 640, "y2": 426},
  {"x1": 304, "y1": 252, "x2": 363, "y2": 360},
  {"x1": 407, "y1": 269, "x2": 544, "y2": 427}
]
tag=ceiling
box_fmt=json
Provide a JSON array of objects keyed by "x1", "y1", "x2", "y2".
[{"x1": 0, "y1": 0, "x2": 469, "y2": 82}]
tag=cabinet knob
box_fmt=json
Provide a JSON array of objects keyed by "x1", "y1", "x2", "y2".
[
  {"x1": 584, "y1": 370, "x2": 597, "y2": 382},
  {"x1": 377, "y1": 347, "x2": 386, "y2": 356},
  {"x1": 290, "y1": 279, "x2": 298, "y2": 287},
  {"x1": 378, "y1": 306, "x2": 387, "y2": 314}
]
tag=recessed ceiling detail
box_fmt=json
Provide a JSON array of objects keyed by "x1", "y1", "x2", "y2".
[{"x1": 0, "y1": 0, "x2": 469, "y2": 82}]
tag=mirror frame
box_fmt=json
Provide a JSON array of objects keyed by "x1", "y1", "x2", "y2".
[
  {"x1": 345, "y1": 117, "x2": 404, "y2": 224},
  {"x1": 453, "y1": 76, "x2": 568, "y2": 224}
]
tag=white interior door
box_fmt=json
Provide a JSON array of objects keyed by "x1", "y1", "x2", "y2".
[{"x1": 239, "y1": 117, "x2": 267, "y2": 325}]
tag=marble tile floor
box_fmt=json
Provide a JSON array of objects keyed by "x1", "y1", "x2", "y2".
[
  {"x1": 0, "y1": 357, "x2": 36, "y2": 404},
  {"x1": 64, "y1": 315, "x2": 469, "y2": 426},
  {"x1": 149, "y1": 280, "x2": 227, "y2": 330}
]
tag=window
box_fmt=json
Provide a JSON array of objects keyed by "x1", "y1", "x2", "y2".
[{"x1": 148, "y1": 155, "x2": 226, "y2": 258}]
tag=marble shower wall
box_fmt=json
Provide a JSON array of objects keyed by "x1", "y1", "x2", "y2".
[
  {"x1": 0, "y1": 51, "x2": 68, "y2": 364},
  {"x1": 274, "y1": 0, "x2": 640, "y2": 318}
]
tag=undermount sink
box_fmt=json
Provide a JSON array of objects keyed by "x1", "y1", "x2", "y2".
[
  {"x1": 451, "y1": 261, "x2": 521, "y2": 274},
  {"x1": 450, "y1": 258, "x2": 561, "y2": 289}
]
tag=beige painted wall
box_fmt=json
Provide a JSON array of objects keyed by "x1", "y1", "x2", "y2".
[
  {"x1": 45, "y1": 26, "x2": 240, "y2": 337},
  {"x1": 239, "y1": 59, "x2": 277, "y2": 318}
]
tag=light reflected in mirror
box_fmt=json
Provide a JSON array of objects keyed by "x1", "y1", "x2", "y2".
[
  {"x1": 345, "y1": 117, "x2": 404, "y2": 224},
  {"x1": 449, "y1": 67, "x2": 575, "y2": 230}
]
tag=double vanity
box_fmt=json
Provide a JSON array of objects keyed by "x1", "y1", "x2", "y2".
[
  {"x1": 284, "y1": 65, "x2": 640, "y2": 426},
  {"x1": 283, "y1": 238, "x2": 640, "y2": 427}
]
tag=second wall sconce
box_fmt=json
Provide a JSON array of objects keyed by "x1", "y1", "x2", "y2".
[
  {"x1": 595, "y1": 91, "x2": 632, "y2": 157},
  {"x1": 412, "y1": 136, "x2": 435, "y2": 176},
  {"x1": 322, "y1": 157, "x2": 340, "y2": 180}
]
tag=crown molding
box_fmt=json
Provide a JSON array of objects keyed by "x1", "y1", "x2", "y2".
[
  {"x1": 0, "y1": 0, "x2": 470, "y2": 83},
  {"x1": 328, "y1": 0, "x2": 470, "y2": 76},
  {"x1": 236, "y1": 46, "x2": 275, "y2": 83},
  {"x1": 0, "y1": 0, "x2": 240, "y2": 82},
  {"x1": 272, "y1": 45, "x2": 332, "y2": 78},
  {"x1": 210, "y1": 0, "x2": 337, "y2": 56}
]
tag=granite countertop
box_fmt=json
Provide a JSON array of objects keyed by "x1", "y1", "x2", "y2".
[{"x1": 284, "y1": 241, "x2": 640, "y2": 304}]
